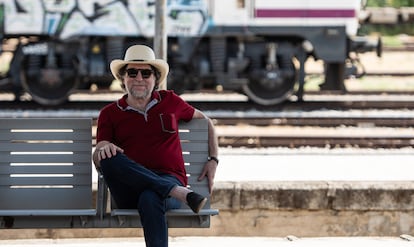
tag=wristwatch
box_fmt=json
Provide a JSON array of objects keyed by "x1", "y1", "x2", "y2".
[{"x1": 208, "y1": 156, "x2": 219, "y2": 165}]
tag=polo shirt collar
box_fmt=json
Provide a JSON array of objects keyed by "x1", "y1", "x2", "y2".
[{"x1": 117, "y1": 91, "x2": 162, "y2": 113}]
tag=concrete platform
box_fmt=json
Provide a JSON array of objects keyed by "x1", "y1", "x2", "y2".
[{"x1": 0, "y1": 236, "x2": 413, "y2": 247}]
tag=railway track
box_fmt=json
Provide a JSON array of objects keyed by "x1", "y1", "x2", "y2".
[
  {"x1": 215, "y1": 124, "x2": 414, "y2": 148},
  {"x1": 3, "y1": 90, "x2": 414, "y2": 110},
  {"x1": 213, "y1": 107, "x2": 414, "y2": 148},
  {"x1": 219, "y1": 135, "x2": 414, "y2": 149},
  {"x1": 1, "y1": 108, "x2": 413, "y2": 149},
  {"x1": 2, "y1": 90, "x2": 414, "y2": 149},
  {"x1": 211, "y1": 115, "x2": 414, "y2": 127}
]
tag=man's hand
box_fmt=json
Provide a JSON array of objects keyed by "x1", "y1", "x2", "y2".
[
  {"x1": 198, "y1": 159, "x2": 218, "y2": 194},
  {"x1": 98, "y1": 142, "x2": 124, "y2": 160},
  {"x1": 93, "y1": 141, "x2": 124, "y2": 169}
]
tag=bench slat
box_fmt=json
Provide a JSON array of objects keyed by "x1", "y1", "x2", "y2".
[
  {"x1": 0, "y1": 153, "x2": 91, "y2": 163},
  {"x1": 0, "y1": 118, "x2": 92, "y2": 129},
  {"x1": 179, "y1": 132, "x2": 208, "y2": 141},
  {"x1": 168, "y1": 208, "x2": 219, "y2": 216},
  {"x1": 0, "y1": 131, "x2": 91, "y2": 141},
  {"x1": 112, "y1": 209, "x2": 218, "y2": 217},
  {"x1": 0, "y1": 164, "x2": 91, "y2": 174},
  {"x1": 0, "y1": 188, "x2": 92, "y2": 210},
  {"x1": 184, "y1": 163, "x2": 205, "y2": 174},
  {"x1": 0, "y1": 175, "x2": 92, "y2": 186},
  {"x1": 0, "y1": 142, "x2": 91, "y2": 152},
  {"x1": 183, "y1": 154, "x2": 209, "y2": 163},
  {"x1": 179, "y1": 119, "x2": 209, "y2": 129},
  {"x1": 186, "y1": 175, "x2": 209, "y2": 185},
  {"x1": 0, "y1": 209, "x2": 97, "y2": 216},
  {"x1": 180, "y1": 142, "x2": 209, "y2": 152}
]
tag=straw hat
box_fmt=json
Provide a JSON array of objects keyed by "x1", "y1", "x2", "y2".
[{"x1": 110, "y1": 45, "x2": 169, "y2": 86}]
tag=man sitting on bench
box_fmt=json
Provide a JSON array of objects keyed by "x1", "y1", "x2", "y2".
[{"x1": 92, "y1": 44, "x2": 219, "y2": 247}]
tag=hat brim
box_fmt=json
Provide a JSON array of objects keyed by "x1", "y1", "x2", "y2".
[{"x1": 110, "y1": 59, "x2": 169, "y2": 88}]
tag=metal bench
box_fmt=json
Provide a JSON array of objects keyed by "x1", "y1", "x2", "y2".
[{"x1": 0, "y1": 118, "x2": 218, "y2": 229}]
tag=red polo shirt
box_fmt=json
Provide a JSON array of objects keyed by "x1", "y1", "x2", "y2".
[{"x1": 96, "y1": 90, "x2": 195, "y2": 186}]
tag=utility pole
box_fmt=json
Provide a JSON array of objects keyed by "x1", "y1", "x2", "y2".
[{"x1": 154, "y1": 0, "x2": 167, "y2": 89}]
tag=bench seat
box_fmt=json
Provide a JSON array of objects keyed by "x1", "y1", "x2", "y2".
[{"x1": 111, "y1": 209, "x2": 219, "y2": 217}]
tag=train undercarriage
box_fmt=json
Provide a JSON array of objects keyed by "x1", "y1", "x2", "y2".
[{"x1": 0, "y1": 27, "x2": 380, "y2": 105}]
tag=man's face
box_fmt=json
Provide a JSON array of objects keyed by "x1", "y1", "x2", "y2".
[{"x1": 123, "y1": 64, "x2": 156, "y2": 100}]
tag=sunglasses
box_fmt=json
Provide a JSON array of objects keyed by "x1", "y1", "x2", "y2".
[{"x1": 126, "y1": 68, "x2": 154, "y2": 79}]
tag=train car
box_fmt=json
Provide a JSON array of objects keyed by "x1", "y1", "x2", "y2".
[{"x1": 0, "y1": 0, "x2": 380, "y2": 105}]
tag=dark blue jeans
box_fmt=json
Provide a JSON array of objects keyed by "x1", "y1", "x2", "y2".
[{"x1": 100, "y1": 152, "x2": 182, "y2": 247}]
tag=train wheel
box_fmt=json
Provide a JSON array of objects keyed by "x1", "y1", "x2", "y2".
[
  {"x1": 21, "y1": 54, "x2": 78, "y2": 105},
  {"x1": 242, "y1": 54, "x2": 297, "y2": 105}
]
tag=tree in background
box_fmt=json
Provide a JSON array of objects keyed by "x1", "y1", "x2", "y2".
[
  {"x1": 361, "y1": 0, "x2": 414, "y2": 36},
  {"x1": 366, "y1": 0, "x2": 414, "y2": 7}
]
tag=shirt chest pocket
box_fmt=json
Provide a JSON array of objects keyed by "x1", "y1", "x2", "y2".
[{"x1": 159, "y1": 113, "x2": 177, "y2": 133}]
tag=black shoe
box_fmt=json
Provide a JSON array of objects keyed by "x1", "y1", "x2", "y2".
[{"x1": 186, "y1": 192, "x2": 207, "y2": 213}]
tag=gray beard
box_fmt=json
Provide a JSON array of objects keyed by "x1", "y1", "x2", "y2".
[{"x1": 128, "y1": 87, "x2": 151, "y2": 100}]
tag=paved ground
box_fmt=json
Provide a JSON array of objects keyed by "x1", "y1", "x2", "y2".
[{"x1": 1, "y1": 236, "x2": 413, "y2": 247}]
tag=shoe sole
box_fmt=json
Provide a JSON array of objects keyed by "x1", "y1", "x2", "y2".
[{"x1": 194, "y1": 197, "x2": 207, "y2": 214}]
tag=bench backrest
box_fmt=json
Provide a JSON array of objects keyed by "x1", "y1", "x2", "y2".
[
  {"x1": 179, "y1": 119, "x2": 210, "y2": 208},
  {"x1": 109, "y1": 119, "x2": 211, "y2": 211},
  {"x1": 0, "y1": 118, "x2": 93, "y2": 211}
]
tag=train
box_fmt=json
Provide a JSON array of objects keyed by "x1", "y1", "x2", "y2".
[{"x1": 0, "y1": 0, "x2": 382, "y2": 105}]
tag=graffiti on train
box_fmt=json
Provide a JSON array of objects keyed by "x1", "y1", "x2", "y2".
[{"x1": 0, "y1": 0, "x2": 209, "y2": 39}]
